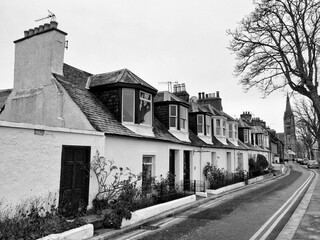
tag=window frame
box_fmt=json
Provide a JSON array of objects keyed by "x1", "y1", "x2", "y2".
[
  {"x1": 179, "y1": 105, "x2": 188, "y2": 131},
  {"x1": 234, "y1": 124, "x2": 238, "y2": 139},
  {"x1": 244, "y1": 129, "x2": 249, "y2": 143},
  {"x1": 222, "y1": 120, "x2": 226, "y2": 137},
  {"x1": 257, "y1": 134, "x2": 262, "y2": 146},
  {"x1": 122, "y1": 88, "x2": 135, "y2": 123},
  {"x1": 228, "y1": 123, "x2": 233, "y2": 139},
  {"x1": 169, "y1": 105, "x2": 178, "y2": 129},
  {"x1": 216, "y1": 119, "x2": 221, "y2": 136},
  {"x1": 197, "y1": 114, "x2": 204, "y2": 135},
  {"x1": 138, "y1": 91, "x2": 152, "y2": 126},
  {"x1": 206, "y1": 115, "x2": 211, "y2": 136},
  {"x1": 142, "y1": 155, "x2": 154, "y2": 193}
]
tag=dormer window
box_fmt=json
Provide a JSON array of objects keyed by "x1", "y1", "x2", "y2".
[
  {"x1": 122, "y1": 88, "x2": 135, "y2": 123},
  {"x1": 169, "y1": 104, "x2": 188, "y2": 131},
  {"x1": 197, "y1": 114, "x2": 211, "y2": 136},
  {"x1": 122, "y1": 88, "x2": 153, "y2": 127},
  {"x1": 139, "y1": 91, "x2": 152, "y2": 125},
  {"x1": 169, "y1": 105, "x2": 177, "y2": 129}
]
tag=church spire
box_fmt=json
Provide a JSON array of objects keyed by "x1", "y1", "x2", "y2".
[{"x1": 284, "y1": 93, "x2": 293, "y2": 119}]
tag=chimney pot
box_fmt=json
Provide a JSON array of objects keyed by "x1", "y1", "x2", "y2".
[
  {"x1": 177, "y1": 84, "x2": 181, "y2": 92},
  {"x1": 34, "y1": 27, "x2": 39, "y2": 34},
  {"x1": 28, "y1": 29, "x2": 35, "y2": 36},
  {"x1": 39, "y1": 25, "x2": 44, "y2": 32},
  {"x1": 198, "y1": 92, "x2": 202, "y2": 99},
  {"x1": 173, "y1": 84, "x2": 177, "y2": 93},
  {"x1": 202, "y1": 92, "x2": 205, "y2": 99},
  {"x1": 181, "y1": 83, "x2": 186, "y2": 91},
  {"x1": 216, "y1": 91, "x2": 220, "y2": 98},
  {"x1": 206, "y1": 94, "x2": 208, "y2": 98},
  {"x1": 24, "y1": 30, "x2": 29, "y2": 37},
  {"x1": 212, "y1": 93, "x2": 215, "y2": 98},
  {"x1": 44, "y1": 23, "x2": 50, "y2": 30},
  {"x1": 50, "y1": 21, "x2": 58, "y2": 29}
]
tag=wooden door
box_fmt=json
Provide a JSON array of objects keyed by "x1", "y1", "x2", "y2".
[{"x1": 59, "y1": 146, "x2": 90, "y2": 215}]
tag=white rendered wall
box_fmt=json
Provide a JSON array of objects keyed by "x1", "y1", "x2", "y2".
[
  {"x1": 105, "y1": 136, "x2": 198, "y2": 183},
  {"x1": 0, "y1": 122, "x2": 105, "y2": 207}
]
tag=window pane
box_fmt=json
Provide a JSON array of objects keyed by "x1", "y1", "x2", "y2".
[
  {"x1": 170, "y1": 105, "x2": 177, "y2": 116},
  {"x1": 170, "y1": 117, "x2": 176, "y2": 128},
  {"x1": 142, "y1": 156, "x2": 153, "y2": 192},
  {"x1": 197, "y1": 115, "x2": 203, "y2": 133},
  {"x1": 138, "y1": 91, "x2": 152, "y2": 125},
  {"x1": 170, "y1": 105, "x2": 177, "y2": 128},
  {"x1": 123, "y1": 89, "x2": 134, "y2": 122},
  {"x1": 180, "y1": 106, "x2": 188, "y2": 130}
]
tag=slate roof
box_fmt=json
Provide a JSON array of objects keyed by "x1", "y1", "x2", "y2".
[
  {"x1": 56, "y1": 64, "x2": 204, "y2": 145},
  {"x1": 237, "y1": 118, "x2": 251, "y2": 128},
  {"x1": 0, "y1": 89, "x2": 12, "y2": 110},
  {"x1": 189, "y1": 102, "x2": 211, "y2": 114},
  {"x1": 154, "y1": 91, "x2": 187, "y2": 103},
  {"x1": 89, "y1": 68, "x2": 157, "y2": 92},
  {"x1": 201, "y1": 104, "x2": 224, "y2": 117}
]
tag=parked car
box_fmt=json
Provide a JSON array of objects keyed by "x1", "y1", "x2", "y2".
[
  {"x1": 301, "y1": 158, "x2": 309, "y2": 165},
  {"x1": 307, "y1": 160, "x2": 320, "y2": 169},
  {"x1": 296, "y1": 158, "x2": 303, "y2": 164}
]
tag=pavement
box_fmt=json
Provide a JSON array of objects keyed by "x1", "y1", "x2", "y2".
[
  {"x1": 88, "y1": 163, "x2": 320, "y2": 240},
  {"x1": 276, "y1": 166, "x2": 320, "y2": 240}
]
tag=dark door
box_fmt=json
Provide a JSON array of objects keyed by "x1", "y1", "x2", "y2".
[
  {"x1": 169, "y1": 150, "x2": 175, "y2": 187},
  {"x1": 183, "y1": 151, "x2": 190, "y2": 190},
  {"x1": 59, "y1": 146, "x2": 90, "y2": 215}
]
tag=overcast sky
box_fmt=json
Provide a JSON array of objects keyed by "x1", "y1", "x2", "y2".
[{"x1": 0, "y1": 0, "x2": 290, "y2": 132}]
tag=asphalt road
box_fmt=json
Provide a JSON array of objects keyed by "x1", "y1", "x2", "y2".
[{"x1": 115, "y1": 163, "x2": 313, "y2": 240}]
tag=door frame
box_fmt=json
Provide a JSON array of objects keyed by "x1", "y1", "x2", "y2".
[{"x1": 59, "y1": 145, "x2": 91, "y2": 212}]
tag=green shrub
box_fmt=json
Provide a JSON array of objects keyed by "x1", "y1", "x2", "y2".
[
  {"x1": 0, "y1": 197, "x2": 86, "y2": 240},
  {"x1": 257, "y1": 154, "x2": 269, "y2": 170}
]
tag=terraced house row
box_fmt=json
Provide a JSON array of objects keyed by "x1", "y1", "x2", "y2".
[{"x1": 0, "y1": 21, "x2": 284, "y2": 210}]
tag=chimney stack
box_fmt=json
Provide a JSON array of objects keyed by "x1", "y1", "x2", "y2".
[
  {"x1": 13, "y1": 21, "x2": 67, "y2": 90},
  {"x1": 173, "y1": 83, "x2": 189, "y2": 102},
  {"x1": 197, "y1": 90, "x2": 223, "y2": 111}
]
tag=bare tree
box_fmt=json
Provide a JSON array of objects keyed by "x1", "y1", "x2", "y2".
[
  {"x1": 228, "y1": 0, "x2": 320, "y2": 150},
  {"x1": 294, "y1": 98, "x2": 319, "y2": 158}
]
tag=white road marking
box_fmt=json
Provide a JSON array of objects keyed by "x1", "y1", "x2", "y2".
[{"x1": 249, "y1": 171, "x2": 315, "y2": 240}]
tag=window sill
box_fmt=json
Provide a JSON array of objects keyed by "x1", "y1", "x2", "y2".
[
  {"x1": 169, "y1": 129, "x2": 190, "y2": 142},
  {"x1": 123, "y1": 122, "x2": 154, "y2": 137}
]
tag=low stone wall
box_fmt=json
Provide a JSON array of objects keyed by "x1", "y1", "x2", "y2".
[
  {"x1": 206, "y1": 182, "x2": 245, "y2": 195},
  {"x1": 39, "y1": 224, "x2": 94, "y2": 240},
  {"x1": 121, "y1": 195, "x2": 196, "y2": 228}
]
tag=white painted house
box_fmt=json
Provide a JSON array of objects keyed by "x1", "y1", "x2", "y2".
[{"x1": 0, "y1": 21, "x2": 272, "y2": 210}]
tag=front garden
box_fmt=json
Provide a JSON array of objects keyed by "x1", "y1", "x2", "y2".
[
  {"x1": 0, "y1": 152, "x2": 191, "y2": 239},
  {"x1": 203, "y1": 154, "x2": 276, "y2": 190}
]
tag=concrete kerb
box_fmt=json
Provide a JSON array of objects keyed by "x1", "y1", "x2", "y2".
[{"x1": 89, "y1": 168, "x2": 291, "y2": 240}]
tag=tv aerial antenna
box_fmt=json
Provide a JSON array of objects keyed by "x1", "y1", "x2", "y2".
[{"x1": 35, "y1": 10, "x2": 56, "y2": 22}]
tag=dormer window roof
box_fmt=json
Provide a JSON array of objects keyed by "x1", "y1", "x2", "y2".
[{"x1": 88, "y1": 68, "x2": 157, "y2": 94}]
